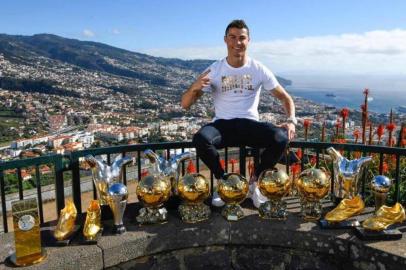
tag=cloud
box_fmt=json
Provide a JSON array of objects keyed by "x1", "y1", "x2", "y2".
[
  {"x1": 82, "y1": 29, "x2": 95, "y2": 38},
  {"x1": 112, "y1": 29, "x2": 120, "y2": 35},
  {"x1": 142, "y1": 29, "x2": 406, "y2": 75}
]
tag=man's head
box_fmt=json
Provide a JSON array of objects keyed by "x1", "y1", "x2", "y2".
[{"x1": 224, "y1": 19, "x2": 250, "y2": 59}]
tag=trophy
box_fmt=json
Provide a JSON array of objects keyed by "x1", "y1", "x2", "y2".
[
  {"x1": 178, "y1": 173, "x2": 211, "y2": 223},
  {"x1": 53, "y1": 199, "x2": 78, "y2": 243},
  {"x1": 136, "y1": 150, "x2": 193, "y2": 224},
  {"x1": 355, "y1": 203, "x2": 406, "y2": 240},
  {"x1": 257, "y1": 169, "x2": 291, "y2": 220},
  {"x1": 8, "y1": 198, "x2": 46, "y2": 267},
  {"x1": 83, "y1": 200, "x2": 102, "y2": 241},
  {"x1": 107, "y1": 183, "x2": 128, "y2": 235},
  {"x1": 326, "y1": 147, "x2": 372, "y2": 202},
  {"x1": 85, "y1": 154, "x2": 133, "y2": 206},
  {"x1": 85, "y1": 154, "x2": 132, "y2": 220},
  {"x1": 218, "y1": 173, "x2": 249, "y2": 221},
  {"x1": 371, "y1": 175, "x2": 392, "y2": 212},
  {"x1": 296, "y1": 168, "x2": 330, "y2": 221}
]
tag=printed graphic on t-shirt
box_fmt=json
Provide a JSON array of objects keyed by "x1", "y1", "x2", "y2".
[{"x1": 221, "y1": 74, "x2": 254, "y2": 93}]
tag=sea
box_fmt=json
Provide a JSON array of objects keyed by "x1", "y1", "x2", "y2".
[{"x1": 283, "y1": 75, "x2": 406, "y2": 114}]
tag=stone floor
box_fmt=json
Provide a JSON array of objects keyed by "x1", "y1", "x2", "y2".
[{"x1": 1, "y1": 198, "x2": 405, "y2": 270}]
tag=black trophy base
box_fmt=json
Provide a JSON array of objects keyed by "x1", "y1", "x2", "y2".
[
  {"x1": 42, "y1": 225, "x2": 80, "y2": 247},
  {"x1": 101, "y1": 205, "x2": 113, "y2": 221},
  {"x1": 112, "y1": 224, "x2": 126, "y2": 235},
  {"x1": 354, "y1": 227, "x2": 402, "y2": 241},
  {"x1": 319, "y1": 219, "x2": 360, "y2": 229},
  {"x1": 77, "y1": 228, "x2": 103, "y2": 245}
]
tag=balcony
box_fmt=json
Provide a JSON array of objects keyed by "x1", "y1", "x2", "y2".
[{"x1": 0, "y1": 141, "x2": 405, "y2": 269}]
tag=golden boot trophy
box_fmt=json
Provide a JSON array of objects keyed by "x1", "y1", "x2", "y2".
[
  {"x1": 218, "y1": 173, "x2": 249, "y2": 221},
  {"x1": 257, "y1": 169, "x2": 291, "y2": 220},
  {"x1": 53, "y1": 199, "x2": 78, "y2": 241},
  {"x1": 83, "y1": 200, "x2": 102, "y2": 241},
  {"x1": 296, "y1": 168, "x2": 330, "y2": 221}
]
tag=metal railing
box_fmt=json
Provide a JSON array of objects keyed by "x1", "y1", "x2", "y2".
[{"x1": 1, "y1": 141, "x2": 405, "y2": 233}]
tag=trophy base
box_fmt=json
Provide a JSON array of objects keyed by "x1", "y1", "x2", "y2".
[
  {"x1": 354, "y1": 227, "x2": 402, "y2": 241},
  {"x1": 43, "y1": 225, "x2": 80, "y2": 246},
  {"x1": 221, "y1": 204, "x2": 244, "y2": 221},
  {"x1": 8, "y1": 249, "x2": 47, "y2": 267},
  {"x1": 258, "y1": 200, "x2": 288, "y2": 220},
  {"x1": 100, "y1": 204, "x2": 113, "y2": 221},
  {"x1": 178, "y1": 203, "x2": 211, "y2": 223},
  {"x1": 136, "y1": 207, "x2": 168, "y2": 225},
  {"x1": 112, "y1": 224, "x2": 126, "y2": 235},
  {"x1": 78, "y1": 228, "x2": 103, "y2": 245},
  {"x1": 319, "y1": 219, "x2": 360, "y2": 229},
  {"x1": 301, "y1": 200, "x2": 322, "y2": 221}
]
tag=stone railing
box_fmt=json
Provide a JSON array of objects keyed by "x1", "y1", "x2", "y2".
[{"x1": 1, "y1": 199, "x2": 405, "y2": 270}]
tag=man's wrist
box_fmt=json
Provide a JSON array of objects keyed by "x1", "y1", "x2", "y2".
[{"x1": 286, "y1": 116, "x2": 298, "y2": 125}]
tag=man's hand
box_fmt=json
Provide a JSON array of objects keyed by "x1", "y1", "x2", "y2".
[
  {"x1": 191, "y1": 69, "x2": 211, "y2": 92},
  {"x1": 279, "y1": 122, "x2": 296, "y2": 141},
  {"x1": 181, "y1": 69, "x2": 211, "y2": 109}
]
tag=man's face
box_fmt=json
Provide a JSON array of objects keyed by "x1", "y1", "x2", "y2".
[{"x1": 224, "y1": 27, "x2": 250, "y2": 58}]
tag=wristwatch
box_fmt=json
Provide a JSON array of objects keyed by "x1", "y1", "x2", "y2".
[{"x1": 286, "y1": 116, "x2": 298, "y2": 125}]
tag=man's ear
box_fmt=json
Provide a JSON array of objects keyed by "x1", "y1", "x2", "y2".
[{"x1": 224, "y1": 36, "x2": 227, "y2": 43}]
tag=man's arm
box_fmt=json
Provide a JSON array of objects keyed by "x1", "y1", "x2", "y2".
[
  {"x1": 271, "y1": 85, "x2": 296, "y2": 140},
  {"x1": 181, "y1": 69, "x2": 210, "y2": 110}
]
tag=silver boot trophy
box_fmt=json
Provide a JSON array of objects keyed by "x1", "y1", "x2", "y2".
[
  {"x1": 107, "y1": 183, "x2": 128, "y2": 235},
  {"x1": 84, "y1": 154, "x2": 133, "y2": 205},
  {"x1": 326, "y1": 147, "x2": 372, "y2": 202},
  {"x1": 371, "y1": 175, "x2": 392, "y2": 212}
]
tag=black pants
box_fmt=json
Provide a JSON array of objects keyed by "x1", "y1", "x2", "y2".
[{"x1": 192, "y1": 118, "x2": 289, "y2": 179}]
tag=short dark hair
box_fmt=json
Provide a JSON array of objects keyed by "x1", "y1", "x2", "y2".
[{"x1": 225, "y1": 19, "x2": 249, "y2": 37}]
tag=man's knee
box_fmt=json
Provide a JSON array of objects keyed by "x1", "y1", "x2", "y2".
[{"x1": 273, "y1": 128, "x2": 289, "y2": 149}]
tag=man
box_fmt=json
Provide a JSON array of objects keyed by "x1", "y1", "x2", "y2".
[{"x1": 181, "y1": 19, "x2": 297, "y2": 208}]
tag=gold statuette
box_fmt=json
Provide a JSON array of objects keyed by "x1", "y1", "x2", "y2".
[
  {"x1": 9, "y1": 198, "x2": 46, "y2": 267},
  {"x1": 325, "y1": 195, "x2": 365, "y2": 223},
  {"x1": 53, "y1": 199, "x2": 77, "y2": 241},
  {"x1": 83, "y1": 200, "x2": 102, "y2": 240},
  {"x1": 362, "y1": 203, "x2": 406, "y2": 231}
]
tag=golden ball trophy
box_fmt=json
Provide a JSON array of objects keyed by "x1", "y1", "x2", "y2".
[
  {"x1": 178, "y1": 173, "x2": 211, "y2": 223},
  {"x1": 296, "y1": 168, "x2": 330, "y2": 221},
  {"x1": 218, "y1": 173, "x2": 249, "y2": 221},
  {"x1": 257, "y1": 169, "x2": 291, "y2": 220}
]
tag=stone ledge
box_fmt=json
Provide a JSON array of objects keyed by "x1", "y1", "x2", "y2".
[{"x1": 1, "y1": 200, "x2": 405, "y2": 269}]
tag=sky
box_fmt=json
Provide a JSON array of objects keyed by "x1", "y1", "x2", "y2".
[{"x1": 1, "y1": 0, "x2": 406, "y2": 83}]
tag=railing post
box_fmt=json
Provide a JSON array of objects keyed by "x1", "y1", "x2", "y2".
[
  {"x1": 54, "y1": 154, "x2": 65, "y2": 215},
  {"x1": 239, "y1": 146, "x2": 246, "y2": 177},
  {"x1": 0, "y1": 170, "x2": 8, "y2": 233},
  {"x1": 394, "y1": 154, "x2": 401, "y2": 202},
  {"x1": 71, "y1": 155, "x2": 82, "y2": 213}
]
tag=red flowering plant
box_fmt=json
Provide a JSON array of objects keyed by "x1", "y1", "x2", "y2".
[
  {"x1": 353, "y1": 129, "x2": 360, "y2": 144},
  {"x1": 376, "y1": 124, "x2": 385, "y2": 145},
  {"x1": 386, "y1": 123, "x2": 396, "y2": 147},
  {"x1": 303, "y1": 119, "x2": 311, "y2": 141},
  {"x1": 340, "y1": 108, "x2": 349, "y2": 136}
]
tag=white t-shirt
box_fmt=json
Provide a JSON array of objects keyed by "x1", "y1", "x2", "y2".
[{"x1": 203, "y1": 57, "x2": 280, "y2": 121}]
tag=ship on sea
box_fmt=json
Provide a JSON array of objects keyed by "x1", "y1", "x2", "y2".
[
  {"x1": 396, "y1": 106, "x2": 406, "y2": 113},
  {"x1": 326, "y1": 93, "x2": 336, "y2": 97}
]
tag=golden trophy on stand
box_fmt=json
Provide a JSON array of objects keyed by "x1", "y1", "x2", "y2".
[
  {"x1": 8, "y1": 198, "x2": 46, "y2": 267},
  {"x1": 320, "y1": 147, "x2": 372, "y2": 229},
  {"x1": 370, "y1": 175, "x2": 392, "y2": 212},
  {"x1": 178, "y1": 173, "x2": 211, "y2": 223},
  {"x1": 218, "y1": 173, "x2": 249, "y2": 221},
  {"x1": 257, "y1": 169, "x2": 291, "y2": 220},
  {"x1": 296, "y1": 168, "x2": 330, "y2": 221}
]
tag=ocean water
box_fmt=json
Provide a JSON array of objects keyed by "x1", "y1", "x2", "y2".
[{"x1": 286, "y1": 86, "x2": 406, "y2": 114}]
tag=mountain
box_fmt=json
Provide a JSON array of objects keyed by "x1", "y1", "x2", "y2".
[{"x1": 0, "y1": 33, "x2": 291, "y2": 97}]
